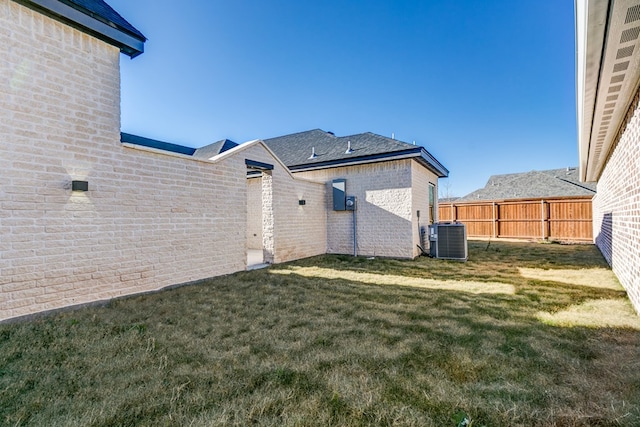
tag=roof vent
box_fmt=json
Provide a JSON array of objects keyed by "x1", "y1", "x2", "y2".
[
  {"x1": 308, "y1": 146, "x2": 317, "y2": 159},
  {"x1": 345, "y1": 140, "x2": 353, "y2": 154},
  {"x1": 327, "y1": 131, "x2": 335, "y2": 136}
]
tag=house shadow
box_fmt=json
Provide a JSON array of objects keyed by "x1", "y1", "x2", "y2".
[{"x1": 595, "y1": 212, "x2": 613, "y2": 266}]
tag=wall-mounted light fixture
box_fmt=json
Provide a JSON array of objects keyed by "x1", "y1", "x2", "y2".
[
  {"x1": 72, "y1": 180, "x2": 88, "y2": 192},
  {"x1": 299, "y1": 199, "x2": 306, "y2": 205}
]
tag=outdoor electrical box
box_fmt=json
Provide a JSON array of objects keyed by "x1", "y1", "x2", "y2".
[
  {"x1": 332, "y1": 179, "x2": 346, "y2": 211},
  {"x1": 346, "y1": 196, "x2": 356, "y2": 211}
]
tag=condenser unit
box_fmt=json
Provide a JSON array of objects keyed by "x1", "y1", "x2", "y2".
[{"x1": 428, "y1": 223, "x2": 468, "y2": 261}]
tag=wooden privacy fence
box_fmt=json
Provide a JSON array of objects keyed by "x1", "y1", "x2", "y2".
[{"x1": 438, "y1": 197, "x2": 593, "y2": 241}]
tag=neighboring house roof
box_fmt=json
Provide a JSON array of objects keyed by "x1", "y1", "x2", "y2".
[
  {"x1": 193, "y1": 139, "x2": 239, "y2": 160},
  {"x1": 263, "y1": 129, "x2": 448, "y2": 177},
  {"x1": 576, "y1": 0, "x2": 640, "y2": 182},
  {"x1": 456, "y1": 168, "x2": 597, "y2": 202},
  {"x1": 439, "y1": 197, "x2": 460, "y2": 203},
  {"x1": 14, "y1": 0, "x2": 146, "y2": 57}
]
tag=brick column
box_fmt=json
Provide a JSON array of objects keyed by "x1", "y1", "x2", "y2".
[{"x1": 262, "y1": 172, "x2": 274, "y2": 264}]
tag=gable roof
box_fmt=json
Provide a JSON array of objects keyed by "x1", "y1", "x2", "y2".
[
  {"x1": 457, "y1": 168, "x2": 597, "y2": 201},
  {"x1": 263, "y1": 129, "x2": 448, "y2": 177},
  {"x1": 193, "y1": 139, "x2": 239, "y2": 160},
  {"x1": 14, "y1": 0, "x2": 146, "y2": 57}
]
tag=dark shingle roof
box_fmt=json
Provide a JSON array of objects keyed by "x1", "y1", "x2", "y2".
[
  {"x1": 16, "y1": 0, "x2": 145, "y2": 57},
  {"x1": 193, "y1": 139, "x2": 239, "y2": 159},
  {"x1": 121, "y1": 133, "x2": 240, "y2": 158},
  {"x1": 121, "y1": 133, "x2": 196, "y2": 156},
  {"x1": 63, "y1": 0, "x2": 145, "y2": 40},
  {"x1": 120, "y1": 129, "x2": 448, "y2": 177},
  {"x1": 263, "y1": 129, "x2": 448, "y2": 177},
  {"x1": 457, "y1": 168, "x2": 597, "y2": 201}
]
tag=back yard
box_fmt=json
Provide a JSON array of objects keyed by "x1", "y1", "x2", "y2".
[{"x1": 1, "y1": 241, "x2": 639, "y2": 426}]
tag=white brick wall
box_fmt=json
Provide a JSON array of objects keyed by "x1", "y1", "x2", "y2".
[
  {"x1": 246, "y1": 177, "x2": 262, "y2": 249},
  {"x1": 297, "y1": 160, "x2": 440, "y2": 258},
  {"x1": 411, "y1": 162, "x2": 438, "y2": 256},
  {"x1": 0, "y1": 0, "x2": 440, "y2": 320},
  {"x1": 592, "y1": 86, "x2": 640, "y2": 314},
  {"x1": 236, "y1": 144, "x2": 327, "y2": 264},
  {"x1": 0, "y1": 1, "x2": 326, "y2": 321}
]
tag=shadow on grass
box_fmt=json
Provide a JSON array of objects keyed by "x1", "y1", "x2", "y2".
[{"x1": 0, "y1": 241, "x2": 638, "y2": 426}]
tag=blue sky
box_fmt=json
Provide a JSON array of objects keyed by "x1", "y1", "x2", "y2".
[{"x1": 108, "y1": 0, "x2": 577, "y2": 197}]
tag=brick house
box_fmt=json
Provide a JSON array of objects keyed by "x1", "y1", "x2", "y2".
[
  {"x1": 576, "y1": 0, "x2": 640, "y2": 313},
  {"x1": 122, "y1": 128, "x2": 449, "y2": 261},
  {"x1": 262, "y1": 129, "x2": 448, "y2": 259},
  {"x1": 1, "y1": 0, "x2": 448, "y2": 321}
]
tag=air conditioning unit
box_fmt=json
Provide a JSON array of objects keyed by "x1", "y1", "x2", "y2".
[{"x1": 428, "y1": 223, "x2": 468, "y2": 261}]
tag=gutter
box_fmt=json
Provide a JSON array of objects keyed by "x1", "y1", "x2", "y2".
[{"x1": 288, "y1": 148, "x2": 449, "y2": 178}]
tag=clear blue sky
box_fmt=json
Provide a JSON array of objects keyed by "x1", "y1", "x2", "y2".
[{"x1": 108, "y1": 0, "x2": 577, "y2": 198}]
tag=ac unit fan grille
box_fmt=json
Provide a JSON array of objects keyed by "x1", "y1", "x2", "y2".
[{"x1": 429, "y1": 223, "x2": 468, "y2": 261}]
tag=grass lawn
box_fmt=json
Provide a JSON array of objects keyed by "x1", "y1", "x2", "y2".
[{"x1": 1, "y1": 241, "x2": 639, "y2": 426}]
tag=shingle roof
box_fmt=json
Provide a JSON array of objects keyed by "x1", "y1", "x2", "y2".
[
  {"x1": 16, "y1": 0, "x2": 145, "y2": 57},
  {"x1": 120, "y1": 129, "x2": 448, "y2": 177},
  {"x1": 121, "y1": 133, "x2": 196, "y2": 156},
  {"x1": 193, "y1": 139, "x2": 239, "y2": 159},
  {"x1": 457, "y1": 168, "x2": 597, "y2": 201},
  {"x1": 263, "y1": 129, "x2": 448, "y2": 177},
  {"x1": 64, "y1": 0, "x2": 145, "y2": 40}
]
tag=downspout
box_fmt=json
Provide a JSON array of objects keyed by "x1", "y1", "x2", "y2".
[{"x1": 353, "y1": 208, "x2": 357, "y2": 257}]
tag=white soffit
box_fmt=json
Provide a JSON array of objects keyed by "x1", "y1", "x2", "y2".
[{"x1": 579, "y1": 0, "x2": 640, "y2": 182}]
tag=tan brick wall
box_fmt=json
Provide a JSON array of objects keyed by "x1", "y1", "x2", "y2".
[
  {"x1": 592, "y1": 85, "x2": 640, "y2": 314},
  {"x1": 297, "y1": 159, "x2": 438, "y2": 258}
]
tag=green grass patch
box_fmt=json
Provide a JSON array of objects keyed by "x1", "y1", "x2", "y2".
[{"x1": 1, "y1": 241, "x2": 639, "y2": 426}]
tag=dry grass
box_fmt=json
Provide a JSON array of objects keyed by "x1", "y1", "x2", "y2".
[
  {"x1": 272, "y1": 266, "x2": 516, "y2": 294},
  {"x1": 519, "y1": 267, "x2": 622, "y2": 290},
  {"x1": 1, "y1": 241, "x2": 639, "y2": 426}
]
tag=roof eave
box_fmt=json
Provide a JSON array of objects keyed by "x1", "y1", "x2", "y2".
[
  {"x1": 288, "y1": 148, "x2": 449, "y2": 177},
  {"x1": 419, "y1": 147, "x2": 449, "y2": 177},
  {"x1": 576, "y1": 0, "x2": 640, "y2": 182},
  {"x1": 14, "y1": 0, "x2": 145, "y2": 58},
  {"x1": 576, "y1": 0, "x2": 609, "y2": 182}
]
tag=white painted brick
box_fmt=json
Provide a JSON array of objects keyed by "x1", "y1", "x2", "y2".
[
  {"x1": 297, "y1": 160, "x2": 439, "y2": 258},
  {"x1": 0, "y1": 0, "x2": 437, "y2": 321}
]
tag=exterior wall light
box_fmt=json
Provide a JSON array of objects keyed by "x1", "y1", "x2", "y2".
[
  {"x1": 299, "y1": 199, "x2": 306, "y2": 205},
  {"x1": 72, "y1": 180, "x2": 88, "y2": 191}
]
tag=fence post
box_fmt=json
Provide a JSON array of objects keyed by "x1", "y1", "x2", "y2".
[
  {"x1": 540, "y1": 200, "x2": 545, "y2": 240},
  {"x1": 492, "y1": 201, "x2": 497, "y2": 238}
]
